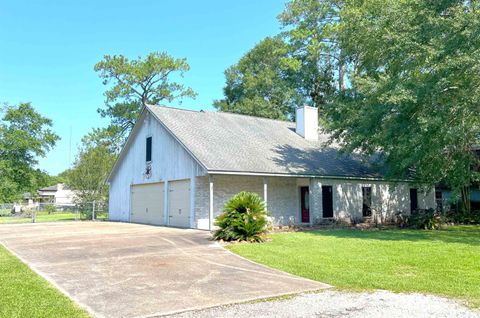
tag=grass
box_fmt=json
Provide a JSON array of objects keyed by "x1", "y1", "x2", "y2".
[
  {"x1": 0, "y1": 212, "x2": 78, "y2": 224},
  {"x1": 0, "y1": 212, "x2": 108, "y2": 224},
  {"x1": 227, "y1": 225, "x2": 480, "y2": 308},
  {"x1": 0, "y1": 245, "x2": 90, "y2": 318}
]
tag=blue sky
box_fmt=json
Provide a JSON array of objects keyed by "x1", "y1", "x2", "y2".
[{"x1": 0, "y1": 0, "x2": 285, "y2": 175}]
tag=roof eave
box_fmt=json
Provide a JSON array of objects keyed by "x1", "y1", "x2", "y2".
[
  {"x1": 106, "y1": 107, "x2": 149, "y2": 183},
  {"x1": 206, "y1": 169, "x2": 410, "y2": 182}
]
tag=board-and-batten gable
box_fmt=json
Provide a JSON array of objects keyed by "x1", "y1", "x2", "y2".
[{"x1": 108, "y1": 107, "x2": 207, "y2": 186}]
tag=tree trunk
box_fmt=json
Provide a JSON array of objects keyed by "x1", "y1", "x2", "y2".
[
  {"x1": 460, "y1": 186, "x2": 471, "y2": 213},
  {"x1": 338, "y1": 58, "x2": 345, "y2": 92}
]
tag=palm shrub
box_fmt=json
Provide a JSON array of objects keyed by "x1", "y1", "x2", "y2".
[{"x1": 213, "y1": 191, "x2": 269, "y2": 242}]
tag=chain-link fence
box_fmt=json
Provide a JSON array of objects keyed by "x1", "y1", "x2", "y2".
[{"x1": 0, "y1": 201, "x2": 108, "y2": 224}]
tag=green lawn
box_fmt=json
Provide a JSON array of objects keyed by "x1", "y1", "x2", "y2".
[
  {"x1": 0, "y1": 212, "x2": 108, "y2": 224},
  {"x1": 0, "y1": 245, "x2": 90, "y2": 318},
  {"x1": 228, "y1": 225, "x2": 480, "y2": 307},
  {"x1": 0, "y1": 212, "x2": 78, "y2": 224}
]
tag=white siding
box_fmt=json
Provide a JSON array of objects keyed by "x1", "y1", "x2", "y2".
[
  {"x1": 109, "y1": 111, "x2": 206, "y2": 221},
  {"x1": 54, "y1": 189, "x2": 76, "y2": 205}
]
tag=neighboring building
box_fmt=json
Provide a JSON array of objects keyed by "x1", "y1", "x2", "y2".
[
  {"x1": 37, "y1": 183, "x2": 76, "y2": 206},
  {"x1": 23, "y1": 192, "x2": 34, "y2": 206},
  {"x1": 436, "y1": 187, "x2": 480, "y2": 212},
  {"x1": 107, "y1": 105, "x2": 435, "y2": 230}
]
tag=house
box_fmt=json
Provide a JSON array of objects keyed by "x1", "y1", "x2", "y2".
[
  {"x1": 108, "y1": 105, "x2": 435, "y2": 230},
  {"x1": 36, "y1": 183, "x2": 76, "y2": 206}
]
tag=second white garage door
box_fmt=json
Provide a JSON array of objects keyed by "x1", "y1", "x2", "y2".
[
  {"x1": 168, "y1": 179, "x2": 191, "y2": 228},
  {"x1": 131, "y1": 183, "x2": 164, "y2": 225}
]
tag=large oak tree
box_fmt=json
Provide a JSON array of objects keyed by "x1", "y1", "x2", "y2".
[{"x1": 326, "y1": 0, "x2": 480, "y2": 210}]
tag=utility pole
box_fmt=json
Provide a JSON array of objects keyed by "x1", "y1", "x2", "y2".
[{"x1": 68, "y1": 125, "x2": 72, "y2": 166}]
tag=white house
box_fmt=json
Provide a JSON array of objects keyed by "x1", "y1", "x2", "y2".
[
  {"x1": 37, "y1": 183, "x2": 76, "y2": 206},
  {"x1": 108, "y1": 105, "x2": 435, "y2": 230}
]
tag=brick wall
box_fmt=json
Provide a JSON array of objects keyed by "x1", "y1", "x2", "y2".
[
  {"x1": 193, "y1": 174, "x2": 436, "y2": 229},
  {"x1": 194, "y1": 175, "x2": 302, "y2": 228},
  {"x1": 310, "y1": 178, "x2": 436, "y2": 224}
]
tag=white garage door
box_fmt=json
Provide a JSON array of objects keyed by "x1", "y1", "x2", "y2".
[
  {"x1": 131, "y1": 183, "x2": 164, "y2": 225},
  {"x1": 168, "y1": 179, "x2": 191, "y2": 228}
]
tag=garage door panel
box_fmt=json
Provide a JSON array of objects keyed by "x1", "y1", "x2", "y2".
[
  {"x1": 131, "y1": 183, "x2": 164, "y2": 225},
  {"x1": 168, "y1": 179, "x2": 190, "y2": 228}
]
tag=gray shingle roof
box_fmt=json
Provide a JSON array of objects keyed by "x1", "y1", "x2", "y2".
[
  {"x1": 147, "y1": 105, "x2": 383, "y2": 179},
  {"x1": 39, "y1": 185, "x2": 58, "y2": 191}
]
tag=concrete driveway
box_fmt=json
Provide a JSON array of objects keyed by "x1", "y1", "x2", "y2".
[{"x1": 0, "y1": 222, "x2": 328, "y2": 318}]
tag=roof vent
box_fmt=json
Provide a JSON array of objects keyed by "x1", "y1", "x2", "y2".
[{"x1": 296, "y1": 106, "x2": 318, "y2": 141}]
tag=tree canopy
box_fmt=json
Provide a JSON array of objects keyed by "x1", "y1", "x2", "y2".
[
  {"x1": 95, "y1": 52, "x2": 197, "y2": 144},
  {"x1": 325, "y1": 0, "x2": 480, "y2": 209},
  {"x1": 64, "y1": 131, "x2": 116, "y2": 203},
  {"x1": 214, "y1": 37, "x2": 305, "y2": 120},
  {"x1": 278, "y1": 0, "x2": 342, "y2": 109},
  {"x1": 215, "y1": 0, "x2": 480, "y2": 209},
  {"x1": 0, "y1": 103, "x2": 59, "y2": 202}
]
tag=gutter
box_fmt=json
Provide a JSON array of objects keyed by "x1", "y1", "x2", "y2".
[{"x1": 207, "y1": 170, "x2": 412, "y2": 183}]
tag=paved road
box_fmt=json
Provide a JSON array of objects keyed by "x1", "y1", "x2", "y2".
[{"x1": 0, "y1": 222, "x2": 328, "y2": 318}]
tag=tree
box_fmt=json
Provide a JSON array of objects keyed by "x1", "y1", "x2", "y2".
[
  {"x1": 324, "y1": 0, "x2": 480, "y2": 211},
  {"x1": 81, "y1": 126, "x2": 123, "y2": 155},
  {"x1": 278, "y1": 0, "x2": 342, "y2": 110},
  {"x1": 214, "y1": 0, "x2": 343, "y2": 118},
  {"x1": 0, "y1": 103, "x2": 59, "y2": 202},
  {"x1": 95, "y1": 52, "x2": 197, "y2": 145},
  {"x1": 65, "y1": 132, "x2": 116, "y2": 203},
  {"x1": 214, "y1": 37, "x2": 305, "y2": 120}
]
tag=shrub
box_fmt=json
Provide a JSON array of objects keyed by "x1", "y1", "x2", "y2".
[
  {"x1": 0, "y1": 208, "x2": 12, "y2": 217},
  {"x1": 445, "y1": 210, "x2": 480, "y2": 224},
  {"x1": 44, "y1": 204, "x2": 56, "y2": 214},
  {"x1": 393, "y1": 211, "x2": 410, "y2": 228},
  {"x1": 80, "y1": 209, "x2": 92, "y2": 220},
  {"x1": 213, "y1": 191, "x2": 269, "y2": 242},
  {"x1": 409, "y1": 209, "x2": 443, "y2": 230},
  {"x1": 20, "y1": 208, "x2": 33, "y2": 218}
]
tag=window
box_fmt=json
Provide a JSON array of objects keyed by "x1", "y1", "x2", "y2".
[
  {"x1": 410, "y1": 188, "x2": 418, "y2": 213},
  {"x1": 300, "y1": 187, "x2": 310, "y2": 223},
  {"x1": 362, "y1": 187, "x2": 372, "y2": 217},
  {"x1": 322, "y1": 186, "x2": 333, "y2": 218},
  {"x1": 435, "y1": 190, "x2": 443, "y2": 212},
  {"x1": 146, "y1": 137, "x2": 152, "y2": 162}
]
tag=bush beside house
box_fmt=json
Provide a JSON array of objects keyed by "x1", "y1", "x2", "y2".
[{"x1": 213, "y1": 192, "x2": 269, "y2": 242}]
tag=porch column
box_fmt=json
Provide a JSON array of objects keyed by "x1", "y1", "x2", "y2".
[
  {"x1": 164, "y1": 180, "x2": 169, "y2": 225},
  {"x1": 189, "y1": 177, "x2": 196, "y2": 228},
  {"x1": 263, "y1": 177, "x2": 268, "y2": 211},
  {"x1": 209, "y1": 175, "x2": 214, "y2": 231}
]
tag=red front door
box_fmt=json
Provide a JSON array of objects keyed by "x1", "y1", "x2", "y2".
[{"x1": 301, "y1": 186, "x2": 310, "y2": 223}]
